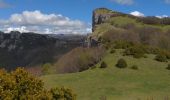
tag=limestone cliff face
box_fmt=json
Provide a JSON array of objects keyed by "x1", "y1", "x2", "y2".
[
  {"x1": 92, "y1": 8, "x2": 114, "y2": 32},
  {"x1": 92, "y1": 8, "x2": 131, "y2": 32},
  {"x1": 90, "y1": 8, "x2": 115, "y2": 46}
]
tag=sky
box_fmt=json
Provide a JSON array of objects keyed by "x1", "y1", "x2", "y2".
[{"x1": 0, "y1": 0, "x2": 170, "y2": 34}]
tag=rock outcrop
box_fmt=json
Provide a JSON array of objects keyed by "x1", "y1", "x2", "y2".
[
  {"x1": 92, "y1": 8, "x2": 114, "y2": 32},
  {"x1": 92, "y1": 8, "x2": 134, "y2": 32}
]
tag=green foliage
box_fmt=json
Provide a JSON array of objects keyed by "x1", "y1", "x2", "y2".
[
  {"x1": 122, "y1": 42, "x2": 170, "y2": 59},
  {"x1": 108, "y1": 41, "x2": 170, "y2": 61},
  {"x1": 138, "y1": 16, "x2": 170, "y2": 25},
  {"x1": 0, "y1": 68, "x2": 44, "y2": 99},
  {"x1": 131, "y1": 65, "x2": 138, "y2": 70},
  {"x1": 100, "y1": 61, "x2": 107, "y2": 68},
  {"x1": 110, "y1": 49, "x2": 116, "y2": 54},
  {"x1": 42, "y1": 63, "x2": 52, "y2": 75},
  {"x1": 50, "y1": 87, "x2": 76, "y2": 100},
  {"x1": 42, "y1": 49, "x2": 170, "y2": 100},
  {"x1": 116, "y1": 58, "x2": 127, "y2": 68},
  {"x1": 166, "y1": 64, "x2": 170, "y2": 70},
  {"x1": 124, "y1": 45, "x2": 145, "y2": 58},
  {"x1": 114, "y1": 41, "x2": 134, "y2": 49},
  {"x1": 99, "y1": 96, "x2": 107, "y2": 100},
  {"x1": 0, "y1": 68, "x2": 76, "y2": 100},
  {"x1": 93, "y1": 10, "x2": 170, "y2": 51},
  {"x1": 104, "y1": 43, "x2": 110, "y2": 50},
  {"x1": 90, "y1": 66, "x2": 97, "y2": 69},
  {"x1": 159, "y1": 50, "x2": 170, "y2": 59},
  {"x1": 143, "y1": 46, "x2": 161, "y2": 54},
  {"x1": 155, "y1": 54, "x2": 167, "y2": 62}
]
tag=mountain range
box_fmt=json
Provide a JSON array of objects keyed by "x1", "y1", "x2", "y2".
[{"x1": 0, "y1": 31, "x2": 86, "y2": 70}]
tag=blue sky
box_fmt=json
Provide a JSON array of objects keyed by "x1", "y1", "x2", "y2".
[{"x1": 0, "y1": 0, "x2": 170, "y2": 34}]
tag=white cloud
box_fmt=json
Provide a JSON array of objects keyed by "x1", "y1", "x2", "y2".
[
  {"x1": 5, "y1": 26, "x2": 28, "y2": 33},
  {"x1": 110, "y1": 0, "x2": 134, "y2": 5},
  {"x1": 0, "y1": 10, "x2": 91, "y2": 34},
  {"x1": 156, "y1": 15, "x2": 168, "y2": 18},
  {"x1": 0, "y1": 0, "x2": 11, "y2": 8},
  {"x1": 130, "y1": 11, "x2": 145, "y2": 17}
]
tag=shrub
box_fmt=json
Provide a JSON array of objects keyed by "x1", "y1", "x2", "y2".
[
  {"x1": 114, "y1": 41, "x2": 134, "y2": 49},
  {"x1": 0, "y1": 68, "x2": 76, "y2": 100},
  {"x1": 166, "y1": 64, "x2": 170, "y2": 70},
  {"x1": 91, "y1": 66, "x2": 96, "y2": 69},
  {"x1": 131, "y1": 65, "x2": 138, "y2": 70},
  {"x1": 116, "y1": 58, "x2": 127, "y2": 68},
  {"x1": 133, "y1": 53, "x2": 145, "y2": 58},
  {"x1": 42, "y1": 63, "x2": 52, "y2": 75},
  {"x1": 104, "y1": 44, "x2": 110, "y2": 50},
  {"x1": 100, "y1": 61, "x2": 107, "y2": 68},
  {"x1": 110, "y1": 49, "x2": 116, "y2": 54},
  {"x1": 124, "y1": 46, "x2": 145, "y2": 58},
  {"x1": 160, "y1": 50, "x2": 170, "y2": 59},
  {"x1": 50, "y1": 87, "x2": 76, "y2": 100},
  {"x1": 99, "y1": 96, "x2": 107, "y2": 100},
  {"x1": 143, "y1": 55, "x2": 148, "y2": 58},
  {"x1": 155, "y1": 54, "x2": 167, "y2": 62}
]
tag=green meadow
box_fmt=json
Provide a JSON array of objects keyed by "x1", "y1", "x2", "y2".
[{"x1": 42, "y1": 50, "x2": 170, "y2": 100}]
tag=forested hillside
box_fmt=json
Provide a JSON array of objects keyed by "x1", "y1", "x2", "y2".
[{"x1": 0, "y1": 31, "x2": 86, "y2": 70}]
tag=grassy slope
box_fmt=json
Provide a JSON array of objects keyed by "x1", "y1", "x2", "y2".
[
  {"x1": 107, "y1": 16, "x2": 170, "y2": 31},
  {"x1": 41, "y1": 50, "x2": 170, "y2": 100},
  {"x1": 92, "y1": 16, "x2": 170, "y2": 40}
]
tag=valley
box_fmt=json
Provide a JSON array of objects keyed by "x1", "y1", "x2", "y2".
[
  {"x1": 0, "y1": 31, "x2": 86, "y2": 70},
  {"x1": 0, "y1": 6, "x2": 170, "y2": 100}
]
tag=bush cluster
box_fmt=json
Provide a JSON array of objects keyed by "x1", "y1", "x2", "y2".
[
  {"x1": 166, "y1": 64, "x2": 170, "y2": 70},
  {"x1": 116, "y1": 58, "x2": 127, "y2": 68},
  {"x1": 114, "y1": 41, "x2": 134, "y2": 49},
  {"x1": 110, "y1": 49, "x2": 116, "y2": 54},
  {"x1": 138, "y1": 16, "x2": 170, "y2": 25},
  {"x1": 155, "y1": 54, "x2": 168, "y2": 62},
  {"x1": 42, "y1": 63, "x2": 52, "y2": 75},
  {"x1": 124, "y1": 46, "x2": 145, "y2": 58},
  {"x1": 95, "y1": 15, "x2": 170, "y2": 50},
  {"x1": 159, "y1": 51, "x2": 170, "y2": 60},
  {"x1": 122, "y1": 42, "x2": 170, "y2": 60},
  {"x1": 0, "y1": 68, "x2": 76, "y2": 100},
  {"x1": 100, "y1": 61, "x2": 107, "y2": 68},
  {"x1": 131, "y1": 65, "x2": 138, "y2": 70}
]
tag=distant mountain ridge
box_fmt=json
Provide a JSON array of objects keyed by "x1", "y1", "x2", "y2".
[{"x1": 0, "y1": 31, "x2": 86, "y2": 70}]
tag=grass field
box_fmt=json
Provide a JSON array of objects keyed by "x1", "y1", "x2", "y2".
[
  {"x1": 107, "y1": 16, "x2": 170, "y2": 31},
  {"x1": 41, "y1": 50, "x2": 170, "y2": 100}
]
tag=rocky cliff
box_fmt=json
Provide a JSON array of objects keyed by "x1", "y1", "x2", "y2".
[
  {"x1": 92, "y1": 8, "x2": 113, "y2": 32},
  {"x1": 0, "y1": 31, "x2": 86, "y2": 70},
  {"x1": 92, "y1": 8, "x2": 139, "y2": 32},
  {"x1": 92, "y1": 8, "x2": 170, "y2": 31}
]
